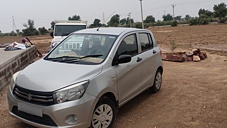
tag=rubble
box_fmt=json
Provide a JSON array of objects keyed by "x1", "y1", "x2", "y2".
[{"x1": 162, "y1": 49, "x2": 207, "y2": 62}]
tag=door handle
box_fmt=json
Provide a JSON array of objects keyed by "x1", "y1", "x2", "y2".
[
  {"x1": 137, "y1": 57, "x2": 142, "y2": 62},
  {"x1": 153, "y1": 50, "x2": 157, "y2": 54}
]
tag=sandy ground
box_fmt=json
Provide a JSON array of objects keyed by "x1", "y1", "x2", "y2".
[{"x1": 1, "y1": 24, "x2": 227, "y2": 128}]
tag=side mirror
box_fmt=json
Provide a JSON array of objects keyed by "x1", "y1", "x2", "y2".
[
  {"x1": 112, "y1": 54, "x2": 131, "y2": 66},
  {"x1": 50, "y1": 32, "x2": 54, "y2": 38}
]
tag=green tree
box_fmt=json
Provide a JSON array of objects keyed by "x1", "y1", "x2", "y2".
[
  {"x1": 198, "y1": 9, "x2": 213, "y2": 17},
  {"x1": 189, "y1": 17, "x2": 209, "y2": 25},
  {"x1": 184, "y1": 14, "x2": 191, "y2": 21},
  {"x1": 10, "y1": 31, "x2": 17, "y2": 36},
  {"x1": 155, "y1": 20, "x2": 164, "y2": 26},
  {"x1": 16, "y1": 29, "x2": 20, "y2": 34},
  {"x1": 134, "y1": 22, "x2": 142, "y2": 28},
  {"x1": 68, "y1": 15, "x2": 81, "y2": 20},
  {"x1": 171, "y1": 21, "x2": 178, "y2": 27},
  {"x1": 174, "y1": 16, "x2": 182, "y2": 21},
  {"x1": 163, "y1": 14, "x2": 173, "y2": 21},
  {"x1": 22, "y1": 19, "x2": 39, "y2": 36},
  {"x1": 120, "y1": 18, "x2": 127, "y2": 25},
  {"x1": 144, "y1": 15, "x2": 155, "y2": 23},
  {"x1": 213, "y1": 3, "x2": 227, "y2": 23},
  {"x1": 90, "y1": 19, "x2": 102, "y2": 28},
  {"x1": 107, "y1": 14, "x2": 120, "y2": 27},
  {"x1": 127, "y1": 17, "x2": 134, "y2": 24},
  {"x1": 0, "y1": 30, "x2": 3, "y2": 37},
  {"x1": 38, "y1": 27, "x2": 49, "y2": 35}
]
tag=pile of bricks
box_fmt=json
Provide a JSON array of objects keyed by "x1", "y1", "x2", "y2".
[{"x1": 162, "y1": 49, "x2": 207, "y2": 62}]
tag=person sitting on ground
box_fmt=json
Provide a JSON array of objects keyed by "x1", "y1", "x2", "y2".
[{"x1": 21, "y1": 38, "x2": 31, "y2": 48}]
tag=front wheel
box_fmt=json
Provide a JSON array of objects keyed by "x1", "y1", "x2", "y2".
[
  {"x1": 91, "y1": 96, "x2": 116, "y2": 128},
  {"x1": 150, "y1": 70, "x2": 162, "y2": 93}
]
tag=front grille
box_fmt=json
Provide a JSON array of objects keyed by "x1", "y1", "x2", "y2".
[
  {"x1": 12, "y1": 106, "x2": 57, "y2": 126},
  {"x1": 13, "y1": 85, "x2": 55, "y2": 106}
]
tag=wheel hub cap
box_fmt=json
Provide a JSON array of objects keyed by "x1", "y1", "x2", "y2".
[{"x1": 92, "y1": 104, "x2": 113, "y2": 128}]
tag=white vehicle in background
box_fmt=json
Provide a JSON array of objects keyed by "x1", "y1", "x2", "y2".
[{"x1": 50, "y1": 20, "x2": 87, "y2": 49}]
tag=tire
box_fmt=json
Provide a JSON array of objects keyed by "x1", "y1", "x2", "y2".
[
  {"x1": 150, "y1": 70, "x2": 162, "y2": 93},
  {"x1": 90, "y1": 96, "x2": 116, "y2": 128}
]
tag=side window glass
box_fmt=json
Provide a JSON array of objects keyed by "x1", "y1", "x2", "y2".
[
  {"x1": 117, "y1": 34, "x2": 138, "y2": 56},
  {"x1": 139, "y1": 33, "x2": 152, "y2": 52},
  {"x1": 148, "y1": 34, "x2": 154, "y2": 48}
]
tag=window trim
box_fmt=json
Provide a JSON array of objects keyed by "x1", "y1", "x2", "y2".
[
  {"x1": 116, "y1": 33, "x2": 139, "y2": 57},
  {"x1": 139, "y1": 33, "x2": 153, "y2": 53}
]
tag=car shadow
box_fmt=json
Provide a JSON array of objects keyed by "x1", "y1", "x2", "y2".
[{"x1": 113, "y1": 89, "x2": 158, "y2": 127}]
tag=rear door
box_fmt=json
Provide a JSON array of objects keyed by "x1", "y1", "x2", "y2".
[
  {"x1": 114, "y1": 33, "x2": 143, "y2": 105},
  {"x1": 138, "y1": 32, "x2": 159, "y2": 88}
]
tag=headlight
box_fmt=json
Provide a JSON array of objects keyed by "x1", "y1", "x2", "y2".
[
  {"x1": 54, "y1": 81, "x2": 89, "y2": 104},
  {"x1": 10, "y1": 72, "x2": 20, "y2": 91}
]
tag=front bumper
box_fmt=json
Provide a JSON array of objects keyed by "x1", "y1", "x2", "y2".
[{"x1": 7, "y1": 88, "x2": 96, "y2": 128}]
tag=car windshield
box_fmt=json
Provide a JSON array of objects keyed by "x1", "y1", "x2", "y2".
[
  {"x1": 45, "y1": 34, "x2": 117, "y2": 64},
  {"x1": 54, "y1": 25, "x2": 86, "y2": 36}
]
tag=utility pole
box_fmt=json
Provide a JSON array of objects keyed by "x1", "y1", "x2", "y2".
[
  {"x1": 172, "y1": 4, "x2": 176, "y2": 21},
  {"x1": 119, "y1": 15, "x2": 121, "y2": 27},
  {"x1": 102, "y1": 12, "x2": 105, "y2": 26},
  {"x1": 12, "y1": 16, "x2": 17, "y2": 32},
  {"x1": 139, "y1": 0, "x2": 144, "y2": 29},
  {"x1": 128, "y1": 12, "x2": 132, "y2": 28}
]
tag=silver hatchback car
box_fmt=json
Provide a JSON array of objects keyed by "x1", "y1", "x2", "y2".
[{"x1": 8, "y1": 27, "x2": 163, "y2": 128}]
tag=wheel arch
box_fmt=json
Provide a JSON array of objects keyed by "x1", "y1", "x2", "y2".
[
  {"x1": 157, "y1": 66, "x2": 163, "y2": 74},
  {"x1": 100, "y1": 92, "x2": 119, "y2": 109}
]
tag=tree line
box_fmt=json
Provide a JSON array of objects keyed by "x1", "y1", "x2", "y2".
[{"x1": 0, "y1": 2, "x2": 226, "y2": 37}]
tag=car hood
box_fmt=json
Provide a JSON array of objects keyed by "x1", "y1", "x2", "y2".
[{"x1": 16, "y1": 59, "x2": 102, "y2": 92}]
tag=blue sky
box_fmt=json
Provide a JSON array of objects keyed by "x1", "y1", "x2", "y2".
[{"x1": 0, "y1": 0, "x2": 226, "y2": 32}]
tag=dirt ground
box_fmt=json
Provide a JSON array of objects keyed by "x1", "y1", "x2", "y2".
[{"x1": 1, "y1": 24, "x2": 227, "y2": 128}]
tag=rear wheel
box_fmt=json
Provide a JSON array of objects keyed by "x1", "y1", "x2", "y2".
[
  {"x1": 150, "y1": 70, "x2": 162, "y2": 93},
  {"x1": 91, "y1": 96, "x2": 116, "y2": 128}
]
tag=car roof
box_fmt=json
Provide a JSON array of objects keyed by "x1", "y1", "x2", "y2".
[
  {"x1": 56, "y1": 23, "x2": 86, "y2": 25},
  {"x1": 73, "y1": 27, "x2": 148, "y2": 35}
]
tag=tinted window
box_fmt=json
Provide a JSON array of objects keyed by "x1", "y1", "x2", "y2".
[
  {"x1": 54, "y1": 25, "x2": 86, "y2": 36},
  {"x1": 139, "y1": 33, "x2": 153, "y2": 52},
  {"x1": 117, "y1": 34, "x2": 138, "y2": 56}
]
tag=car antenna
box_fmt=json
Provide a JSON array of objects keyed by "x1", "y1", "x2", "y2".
[{"x1": 97, "y1": 27, "x2": 100, "y2": 31}]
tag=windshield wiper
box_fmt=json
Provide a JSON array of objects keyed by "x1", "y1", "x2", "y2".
[
  {"x1": 80, "y1": 54, "x2": 103, "y2": 59},
  {"x1": 46, "y1": 55, "x2": 103, "y2": 62},
  {"x1": 48, "y1": 55, "x2": 102, "y2": 59},
  {"x1": 46, "y1": 56, "x2": 80, "y2": 61}
]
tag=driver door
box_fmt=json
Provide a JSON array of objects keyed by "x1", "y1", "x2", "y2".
[{"x1": 114, "y1": 33, "x2": 143, "y2": 105}]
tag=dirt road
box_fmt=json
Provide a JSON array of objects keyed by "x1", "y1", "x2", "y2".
[
  {"x1": 113, "y1": 53, "x2": 227, "y2": 128},
  {"x1": 1, "y1": 24, "x2": 227, "y2": 127}
]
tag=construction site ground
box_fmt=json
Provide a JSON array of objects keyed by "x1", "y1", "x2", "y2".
[{"x1": 0, "y1": 24, "x2": 227, "y2": 128}]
